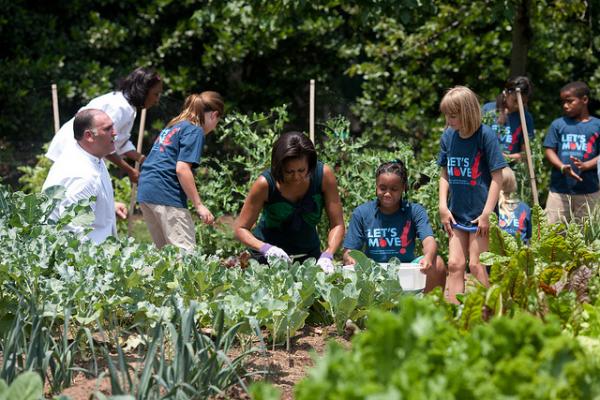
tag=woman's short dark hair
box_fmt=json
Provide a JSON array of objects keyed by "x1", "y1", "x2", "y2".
[
  {"x1": 119, "y1": 67, "x2": 161, "y2": 108},
  {"x1": 271, "y1": 132, "x2": 317, "y2": 183}
]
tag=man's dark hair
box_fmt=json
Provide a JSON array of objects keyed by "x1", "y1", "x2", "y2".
[
  {"x1": 270, "y1": 131, "x2": 317, "y2": 183},
  {"x1": 119, "y1": 67, "x2": 161, "y2": 108},
  {"x1": 73, "y1": 109, "x2": 101, "y2": 141},
  {"x1": 560, "y1": 81, "x2": 590, "y2": 99}
]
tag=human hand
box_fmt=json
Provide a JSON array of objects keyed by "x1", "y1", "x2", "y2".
[
  {"x1": 259, "y1": 243, "x2": 291, "y2": 264},
  {"x1": 560, "y1": 162, "x2": 583, "y2": 182},
  {"x1": 568, "y1": 157, "x2": 588, "y2": 178},
  {"x1": 196, "y1": 204, "x2": 215, "y2": 225},
  {"x1": 419, "y1": 256, "x2": 434, "y2": 273},
  {"x1": 114, "y1": 202, "x2": 128, "y2": 219},
  {"x1": 138, "y1": 154, "x2": 147, "y2": 166},
  {"x1": 471, "y1": 212, "x2": 490, "y2": 237},
  {"x1": 439, "y1": 206, "x2": 456, "y2": 237},
  {"x1": 127, "y1": 168, "x2": 140, "y2": 184},
  {"x1": 317, "y1": 252, "x2": 335, "y2": 274}
]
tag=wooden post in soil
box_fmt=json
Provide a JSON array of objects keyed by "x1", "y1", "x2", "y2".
[
  {"x1": 309, "y1": 79, "x2": 315, "y2": 143},
  {"x1": 515, "y1": 88, "x2": 539, "y2": 206},
  {"x1": 51, "y1": 84, "x2": 60, "y2": 133},
  {"x1": 127, "y1": 108, "x2": 147, "y2": 236}
]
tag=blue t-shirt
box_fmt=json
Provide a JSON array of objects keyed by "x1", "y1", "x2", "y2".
[
  {"x1": 482, "y1": 102, "x2": 535, "y2": 154},
  {"x1": 138, "y1": 121, "x2": 205, "y2": 208},
  {"x1": 543, "y1": 116, "x2": 600, "y2": 195},
  {"x1": 499, "y1": 201, "x2": 531, "y2": 240},
  {"x1": 343, "y1": 200, "x2": 434, "y2": 263},
  {"x1": 437, "y1": 124, "x2": 508, "y2": 225}
]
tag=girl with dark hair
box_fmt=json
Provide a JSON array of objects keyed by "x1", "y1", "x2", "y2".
[
  {"x1": 482, "y1": 76, "x2": 535, "y2": 162},
  {"x1": 234, "y1": 131, "x2": 345, "y2": 271},
  {"x1": 342, "y1": 160, "x2": 446, "y2": 293},
  {"x1": 46, "y1": 67, "x2": 163, "y2": 183},
  {"x1": 137, "y1": 91, "x2": 223, "y2": 252}
]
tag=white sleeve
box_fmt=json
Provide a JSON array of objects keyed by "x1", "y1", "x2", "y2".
[{"x1": 102, "y1": 103, "x2": 136, "y2": 156}]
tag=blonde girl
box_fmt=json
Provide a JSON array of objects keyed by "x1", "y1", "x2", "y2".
[
  {"x1": 138, "y1": 92, "x2": 224, "y2": 251},
  {"x1": 437, "y1": 86, "x2": 506, "y2": 303}
]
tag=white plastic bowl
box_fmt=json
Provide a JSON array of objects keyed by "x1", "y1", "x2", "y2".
[{"x1": 380, "y1": 263, "x2": 426, "y2": 292}]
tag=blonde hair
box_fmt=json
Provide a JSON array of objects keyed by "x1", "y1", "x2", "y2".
[
  {"x1": 167, "y1": 91, "x2": 224, "y2": 128},
  {"x1": 440, "y1": 86, "x2": 482, "y2": 136},
  {"x1": 499, "y1": 167, "x2": 518, "y2": 215}
]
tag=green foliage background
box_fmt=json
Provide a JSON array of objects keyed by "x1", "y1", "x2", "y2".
[{"x1": 1, "y1": 0, "x2": 599, "y2": 152}]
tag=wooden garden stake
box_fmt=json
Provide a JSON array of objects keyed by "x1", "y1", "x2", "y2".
[
  {"x1": 51, "y1": 84, "x2": 60, "y2": 133},
  {"x1": 127, "y1": 108, "x2": 147, "y2": 236},
  {"x1": 309, "y1": 79, "x2": 315, "y2": 143},
  {"x1": 515, "y1": 88, "x2": 539, "y2": 206}
]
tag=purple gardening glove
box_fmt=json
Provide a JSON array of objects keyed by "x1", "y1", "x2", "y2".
[
  {"x1": 259, "y1": 243, "x2": 291, "y2": 265},
  {"x1": 317, "y1": 251, "x2": 335, "y2": 274}
]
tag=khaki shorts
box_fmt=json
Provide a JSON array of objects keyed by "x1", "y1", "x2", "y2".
[
  {"x1": 140, "y1": 203, "x2": 196, "y2": 251},
  {"x1": 544, "y1": 191, "x2": 600, "y2": 224}
]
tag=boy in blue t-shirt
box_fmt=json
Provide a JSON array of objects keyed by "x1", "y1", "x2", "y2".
[
  {"x1": 343, "y1": 160, "x2": 446, "y2": 293},
  {"x1": 543, "y1": 81, "x2": 600, "y2": 224},
  {"x1": 482, "y1": 76, "x2": 535, "y2": 162}
]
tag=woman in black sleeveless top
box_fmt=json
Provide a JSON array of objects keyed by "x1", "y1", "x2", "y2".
[{"x1": 234, "y1": 132, "x2": 345, "y2": 271}]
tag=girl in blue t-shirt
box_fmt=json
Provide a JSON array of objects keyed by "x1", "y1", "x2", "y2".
[
  {"x1": 438, "y1": 86, "x2": 507, "y2": 304},
  {"x1": 138, "y1": 92, "x2": 224, "y2": 252},
  {"x1": 498, "y1": 167, "x2": 531, "y2": 241},
  {"x1": 343, "y1": 160, "x2": 446, "y2": 293},
  {"x1": 482, "y1": 76, "x2": 535, "y2": 162}
]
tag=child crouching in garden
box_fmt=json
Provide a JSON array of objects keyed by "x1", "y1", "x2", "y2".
[
  {"x1": 438, "y1": 86, "x2": 506, "y2": 303},
  {"x1": 342, "y1": 160, "x2": 446, "y2": 293},
  {"x1": 498, "y1": 167, "x2": 531, "y2": 241}
]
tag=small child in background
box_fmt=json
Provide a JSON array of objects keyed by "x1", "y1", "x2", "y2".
[
  {"x1": 482, "y1": 76, "x2": 535, "y2": 162},
  {"x1": 342, "y1": 160, "x2": 446, "y2": 293},
  {"x1": 498, "y1": 167, "x2": 531, "y2": 241},
  {"x1": 543, "y1": 81, "x2": 600, "y2": 224},
  {"x1": 438, "y1": 86, "x2": 507, "y2": 304}
]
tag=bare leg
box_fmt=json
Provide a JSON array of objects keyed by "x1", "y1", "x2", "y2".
[
  {"x1": 468, "y1": 232, "x2": 490, "y2": 287},
  {"x1": 445, "y1": 230, "x2": 469, "y2": 304},
  {"x1": 424, "y1": 255, "x2": 447, "y2": 293}
]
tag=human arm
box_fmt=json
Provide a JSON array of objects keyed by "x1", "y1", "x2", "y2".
[
  {"x1": 176, "y1": 160, "x2": 214, "y2": 225},
  {"x1": 105, "y1": 153, "x2": 140, "y2": 183},
  {"x1": 570, "y1": 155, "x2": 599, "y2": 173},
  {"x1": 123, "y1": 150, "x2": 146, "y2": 165},
  {"x1": 471, "y1": 168, "x2": 503, "y2": 236},
  {"x1": 320, "y1": 164, "x2": 345, "y2": 255},
  {"x1": 234, "y1": 176, "x2": 271, "y2": 251},
  {"x1": 438, "y1": 167, "x2": 456, "y2": 236},
  {"x1": 419, "y1": 236, "x2": 437, "y2": 272},
  {"x1": 545, "y1": 148, "x2": 582, "y2": 182}
]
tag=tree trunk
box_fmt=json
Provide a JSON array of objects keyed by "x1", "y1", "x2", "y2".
[{"x1": 509, "y1": 0, "x2": 532, "y2": 78}]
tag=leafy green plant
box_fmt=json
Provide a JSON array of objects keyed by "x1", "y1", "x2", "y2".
[
  {"x1": 0, "y1": 371, "x2": 43, "y2": 400},
  {"x1": 295, "y1": 296, "x2": 600, "y2": 399}
]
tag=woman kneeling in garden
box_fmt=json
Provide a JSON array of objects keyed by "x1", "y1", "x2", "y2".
[
  {"x1": 342, "y1": 160, "x2": 446, "y2": 293},
  {"x1": 234, "y1": 131, "x2": 345, "y2": 271}
]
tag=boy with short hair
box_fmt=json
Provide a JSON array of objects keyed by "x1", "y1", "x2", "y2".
[{"x1": 543, "y1": 81, "x2": 600, "y2": 224}]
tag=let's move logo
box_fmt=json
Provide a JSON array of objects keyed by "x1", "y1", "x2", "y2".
[
  {"x1": 561, "y1": 132, "x2": 599, "y2": 159},
  {"x1": 367, "y1": 221, "x2": 412, "y2": 255},
  {"x1": 447, "y1": 151, "x2": 482, "y2": 186},
  {"x1": 155, "y1": 127, "x2": 181, "y2": 152}
]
